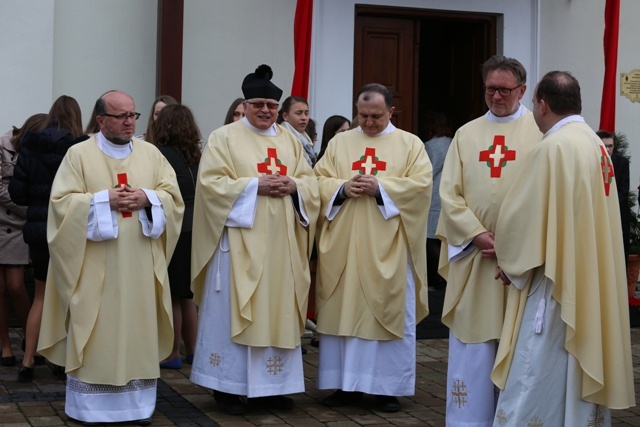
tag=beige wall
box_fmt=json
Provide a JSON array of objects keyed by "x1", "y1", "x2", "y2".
[{"x1": 182, "y1": 0, "x2": 296, "y2": 139}]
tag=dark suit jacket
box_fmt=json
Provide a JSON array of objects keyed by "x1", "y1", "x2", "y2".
[{"x1": 612, "y1": 153, "x2": 630, "y2": 260}]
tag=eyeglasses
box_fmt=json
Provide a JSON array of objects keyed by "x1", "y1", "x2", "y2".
[
  {"x1": 245, "y1": 101, "x2": 279, "y2": 110},
  {"x1": 102, "y1": 112, "x2": 141, "y2": 121},
  {"x1": 484, "y1": 85, "x2": 523, "y2": 97}
]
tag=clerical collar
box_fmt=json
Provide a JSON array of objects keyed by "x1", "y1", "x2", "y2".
[
  {"x1": 97, "y1": 132, "x2": 133, "y2": 159},
  {"x1": 242, "y1": 117, "x2": 278, "y2": 136},
  {"x1": 486, "y1": 104, "x2": 527, "y2": 123},
  {"x1": 357, "y1": 121, "x2": 397, "y2": 137},
  {"x1": 544, "y1": 115, "x2": 585, "y2": 138}
]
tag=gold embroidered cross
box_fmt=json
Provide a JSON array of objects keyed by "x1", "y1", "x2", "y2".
[
  {"x1": 588, "y1": 405, "x2": 605, "y2": 427},
  {"x1": 527, "y1": 416, "x2": 543, "y2": 427},
  {"x1": 209, "y1": 353, "x2": 221, "y2": 367},
  {"x1": 451, "y1": 379, "x2": 468, "y2": 408},
  {"x1": 266, "y1": 356, "x2": 284, "y2": 375},
  {"x1": 495, "y1": 409, "x2": 507, "y2": 426}
]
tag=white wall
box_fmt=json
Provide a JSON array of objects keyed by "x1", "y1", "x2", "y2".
[
  {"x1": 310, "y1": 0, "x2": 539, "y2": 147},
  {"x1": 0, "y1": 0, "x2": 157, "y2": 135},
  {"x1": 182, "y1": 0, "x2": 296, "y2": 139},
  {"x1": 538, "y1": 0, "x2": 640, "y2": 191},
  {"x1": 617, "y1": 0, "x2": 640, "y2": 191},
  {"x1": 52, "y1": 0, "x2": 158, "y2": 134},
  {"x1": 0, "y1": 1, "x2": 55, "y2": 132}
]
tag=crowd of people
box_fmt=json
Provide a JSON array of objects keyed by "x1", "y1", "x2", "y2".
[{"x1": 0, "y1": 56, "x2": 634, "y2": 426}]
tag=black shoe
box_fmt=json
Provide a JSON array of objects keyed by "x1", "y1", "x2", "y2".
[
  {"x1": 321, "y1": 390, "x2": 363, "y2": 407},
  {"x1": 375, "y1": 395, "x2": 401, "y2": 412},
  {"x1": 248, "y1": 395, "x2": 294, "y2": 410},
  {"x1": 0, "y1": 355, "x2": 16, "y2": 366},
  {"x1": 17, "y1": 364, "x2": 34, "y2": 383},
  {"x1": 213, "y1": 390, "x2": 246, "y2": 415},
  {"x1": 34, "y1": 355, "x2": 46, "y2": 365},
  {"x1": 135, "y1": 418, "x2": 152, "y2": 426},
  {"x1": 50, "y1": 363, "x2": 66, "y2": 381}
]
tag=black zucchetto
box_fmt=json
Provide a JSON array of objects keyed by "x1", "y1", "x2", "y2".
[{"x1": 241, "y1": 64, "x2": 283, "y2": 101}]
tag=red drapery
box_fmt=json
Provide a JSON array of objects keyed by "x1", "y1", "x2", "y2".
[
  {"x1": 599, "y1": 0, "x2": 620, "y2": 132},
  {"x1": 291, "y1": 0, "x2": 313, "y2": 99}
]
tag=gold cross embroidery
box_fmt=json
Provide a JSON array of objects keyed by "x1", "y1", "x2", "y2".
[
  {"x1": 266, "y1": 356, "x2": 284, "y2": 375},
  {"x1": 588, "y1": 405, "x2": 605, "y2": 427},
  {"x1": 451, "y1": 379, "x2": 468, "y2": 408},
  {"x1": 527, "y1": 416, "x2": 543, "y2": 427},
  {"x1": 209, "y1": 352, "x2": 221, "y2": 367},
  {"x1": 495, "y1": 409, "x2": 508, "y2": 426}
]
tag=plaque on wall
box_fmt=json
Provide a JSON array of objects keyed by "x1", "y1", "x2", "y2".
[{"x1": 621, "y1": 70, "x2": 640, "y2": 103}]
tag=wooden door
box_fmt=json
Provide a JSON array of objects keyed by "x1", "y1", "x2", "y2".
[{"x1": 354, "y1": 16, "x2": 416, "y2": 132}]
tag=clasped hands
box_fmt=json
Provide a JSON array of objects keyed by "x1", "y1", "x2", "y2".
[
  {"x1": 474, "y1": 231, "x2": 512, "y2": 286},
  {"x1": 257, "y1": 174, "x2": 297, "y2": 198},
  {"x1": 344, "y1": 174, "x2": 379, "y2": 198},
  {"x1": 109, "y1": 185, "x2": 150, "y2": 213}
]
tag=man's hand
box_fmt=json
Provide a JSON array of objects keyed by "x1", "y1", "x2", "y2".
[
  {"x1": 257, "y1": 175, "x2": 297, "y2": 198},
  {"x1": 495, "y1": 268, "x2": 511, "y2": 286},
  {"x1": 344, "y1": 174, "x2": 379, "y2": 198},
  {"x1": 473, "y1": 231, "x2": 496, "y2": 259},
  {"x1": 109, "y1": 185, "x2": 151, "y2": 212}
]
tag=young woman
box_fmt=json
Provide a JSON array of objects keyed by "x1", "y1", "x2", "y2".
[
  {"x1": 154, "y1": 104, "x2": 201, "y2": 369},
  {"x1": 277, "y1": 96, "x2": 316, "y2": 166},
  {"x1": 9, "y1": 96, "x2": 88, "y2": 381},
  {"x1": 143, "y1": 95, "x2": 178, "y2": 144}
]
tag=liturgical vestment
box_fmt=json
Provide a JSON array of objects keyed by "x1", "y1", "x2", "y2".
[
  {"x1": 39, "y1": 134, "x2": 183, "y2": 423},
  {"x1": 491, "y1": 117, "x2": 635, "y2": 426},
  {"x1": 190, "y1": 118, "x2": 319, "y2": 397},
  {"x1": 436, "y1": 106, "x2": 541, "y2": 426},
  {"x1": 314, "y1": 123, "x2": 431, "y2": 396}
]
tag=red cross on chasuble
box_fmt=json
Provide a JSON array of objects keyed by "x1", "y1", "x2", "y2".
[
  {"x1": 600, "y1": 145, "x2": 614, "y2": 196},
  {"x1": 257, "y1": 148, "x2": 288, "y2": 175},
  {"x1": 352, "y1": 147, "x2": 387, "y2": 175},
  {"x1": 117, "y1": 173, "x2": 132, "y2": 218},
  {"x1": 478, "y1": 135, "x2": 516, "y2": 178}
]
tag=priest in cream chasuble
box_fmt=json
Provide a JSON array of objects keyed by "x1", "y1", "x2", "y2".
[
  {"x1": 39, "y1": 91, "x2": 184, "y2": 424},
  {"x1": 436, "y1": 56, "x2": 542, "y2": 427},
  {"x1": 491, "y1": 71, "x2": 634, "y2": 427},
  {"x1": 314, "y1": 84, "x2": 431, "y2": 411},
  {"x1": 190, "y1": 65, "x2": 319, "y2": 411}
]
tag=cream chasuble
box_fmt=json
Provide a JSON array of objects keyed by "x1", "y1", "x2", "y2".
[
  {"x1": 491, "y1": 119, "x2": 635, "y2": 422},
  {"x1": 313, "y1": 125, "x2": 431, "y2": 395},
  {"x1": 39, "y1": 135, "x2": 183, "y2": 422},
  {"x1": 436, "y1": 107, "x2": 541, "y2": 427},
  {"x1": 190, "y1": 119, "x2": 319, "y2": 397}
]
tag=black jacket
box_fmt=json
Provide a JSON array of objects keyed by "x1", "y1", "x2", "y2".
[{"x1": 9, "y1": 126, "x2": 87, "y2": 250}]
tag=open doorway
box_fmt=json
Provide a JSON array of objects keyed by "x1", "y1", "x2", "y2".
[{"x1": 354, "y1": 5, "x2": 497, "y2": 139}]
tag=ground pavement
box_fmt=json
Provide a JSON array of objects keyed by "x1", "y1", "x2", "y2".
[{"x1": 0, "y1": 328, "x2": 639, "y2": 426}]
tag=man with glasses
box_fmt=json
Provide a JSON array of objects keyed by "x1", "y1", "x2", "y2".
[
  {"x1": 39, "y1": 90, "x2": 184, "y2": 425},
  {"x1": 436, "y1": 55, "x2": 541, "y2": 426},
  {"x1": 314, "y1": 83, "x2": 432, "y2": 413},
  {"x1": 190, "y1": 64, "x2": 319, "y2": 415}
]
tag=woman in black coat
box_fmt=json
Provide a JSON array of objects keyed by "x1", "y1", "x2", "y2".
[
  {"x1": 154, "y1": 104, "x2": 201, "y2": 369},
  {"x1": 9, "y1": 95, "x2": 88, "y2": 382}
]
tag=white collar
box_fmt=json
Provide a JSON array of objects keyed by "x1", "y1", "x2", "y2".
[
  {"x1": 544, "y1": 115, "x2": 585, "y2": 138},
  {"x1": 357, "y1": 121, "x2": 397, "y2": 137},
  {"x1": 242, "y1": 117, "x2": 278, "y2": 136},
  {"x1": 97, "y1": 132, "x2": 132, "y2": 159},
  {"x1": 486, "y1": 104, "x2": 528, "y2": 123}
]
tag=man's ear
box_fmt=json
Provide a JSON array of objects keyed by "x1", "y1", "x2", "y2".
[
  {"x1": 539, "y1": 99, "x2": 548, "y2": 115},
  {"x1": 389, "y1": 106, "x2": 395, "y2": 119}
]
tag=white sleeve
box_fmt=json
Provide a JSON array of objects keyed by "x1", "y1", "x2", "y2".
[
  {"x1": 376, "y1": 184, "x2": 399, "y2": 219},
  {"x1": 87, "y1": 190, "x2": 118, "y2": 241},
  {"x1": 138, "y1": 189, "x2": 166, "y2": 239},
  {"x1": 226, "y1": 178, "x2": 258, "y2": 228},
  {"x1": 448, "y1": 241, "x2": 474, "y2": 262}
]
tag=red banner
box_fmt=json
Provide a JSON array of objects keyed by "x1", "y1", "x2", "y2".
[
  {"x1": 599, "y1": 0, "x2": 620, "y2": 132},
  {"x1": 291, "y1": 0, "x2": 313, "y2": 99}
]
